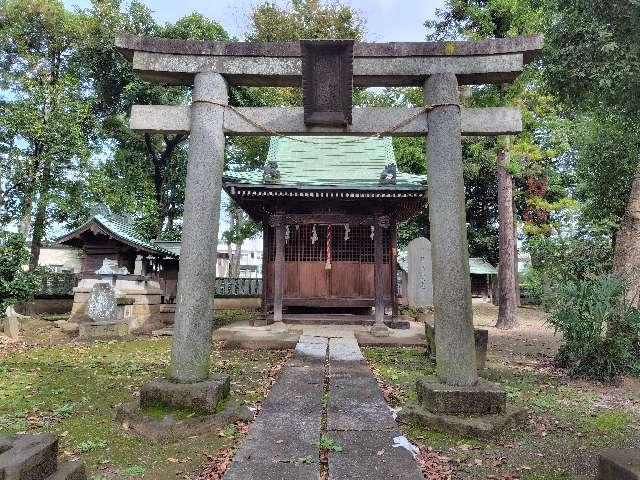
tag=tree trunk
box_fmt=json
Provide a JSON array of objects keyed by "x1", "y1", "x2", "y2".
[
  {"x1": 513, "y1": 211, "x2": 521, "y2": 306},
  {"x1": 19, "y1": 194, "x2": 33, "y2": 236},
  {"x1": 29, "y1": 193, "x2": 47, "y2": 271},
  {"x1": 226, "y1": 242, "x2": 233, "y2": 277},
  {"x1": 29, "y1": 156, "x2": 52, "y2": 271},
  {"x1": 613, "y1": 159, "x2": 640, "y2": 306},
  {"x1": 496, "y1": 138, "x2": 519, "y2": 329},
  {"x1": 232, "y1": 241, "x2": 242, "y2": 277}
]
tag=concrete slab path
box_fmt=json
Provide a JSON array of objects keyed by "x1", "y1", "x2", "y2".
[{"x1": 223, "y1": 335, "x2": 424, "y2": 480}]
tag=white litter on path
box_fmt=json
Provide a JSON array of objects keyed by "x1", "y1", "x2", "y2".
[
  {"x1": 392, "y1": 435, "x2": 420, "y2": 458},
  {"x1": 388, "y1": 406, "x2": 402, "y2": 420}
]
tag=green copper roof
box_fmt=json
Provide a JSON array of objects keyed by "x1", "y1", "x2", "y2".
[
  {"x1": 93, "y1": 214, "x2": 178, "y2": 257},
  {"x1": 224, "y1": 136, "x2": 427, "y2": 189},
  {"x1": 397, "y1": 250, "x2": 497, "y2": 275},
  {"x1": 56, "y1": 207, "x2": 177, "y2": 258},
  {"x1": 468, "y1": 257, "x2": 498, "y2": 275}
]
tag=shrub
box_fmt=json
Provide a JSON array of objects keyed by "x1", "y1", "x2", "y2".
[
  {"x1": 545, "y1": 275, "x2": 640, "y2": 380},
  {"x1": 0, "y1": 232, "x2": 41, "y2": 313}
]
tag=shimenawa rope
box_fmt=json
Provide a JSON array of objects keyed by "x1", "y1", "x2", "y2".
[{"x1": 191, "y1": 100, "x2": 460, "y2": 145}]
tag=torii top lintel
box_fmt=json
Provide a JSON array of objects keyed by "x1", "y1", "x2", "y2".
[{"x1": 115, "y1": 33, "x2": 543, "y2": 88}]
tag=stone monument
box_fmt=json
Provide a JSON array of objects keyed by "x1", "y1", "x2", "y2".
[
  {"x1": 79, "y1": 282, "x2": 129, "y2": 339},
  {"x1": 85, "y1": 283, "x2": 118, "y2": 322},
  {"x1": 3, "y1": 306, "x2": 25, "y2": 339},
  {"x1": 407, "y1": 237, "x2": 433, "y2": 307}
]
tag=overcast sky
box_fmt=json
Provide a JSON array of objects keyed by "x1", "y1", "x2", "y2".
[{"x1": 62, "y1": 0, "x2": 445, "y2": 42}]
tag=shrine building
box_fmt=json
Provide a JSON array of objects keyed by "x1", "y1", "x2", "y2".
[{"x1": 222, "y1": 135, "x2": 427, "y2": 325}]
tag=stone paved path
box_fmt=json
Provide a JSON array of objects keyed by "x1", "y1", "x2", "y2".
[{"x1": 223, "y1": 335, "x2": 423, "y2": 480}]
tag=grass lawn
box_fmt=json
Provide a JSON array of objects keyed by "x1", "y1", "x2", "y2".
[
  {"x1": 0, "y1": 334, "x2": 287, "y2": 479},
  {"x1": 364, "y1": 346, "x2": 640, "y2": 479}
]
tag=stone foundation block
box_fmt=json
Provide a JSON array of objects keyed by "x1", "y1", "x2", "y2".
[
  {"x1": 114, "y1": 399, "x2": 252, "y2": 443},
  {"x1": 78, "y1": 321, "x2": 129, "y2": 339},
  {"x1": 398, "y1": 402, "x2": 526, "y2": 439},
  {"x1": 425, "y1": 320, "x2": 488, "y2": 369},
  {"x1": 140, "y1": 375, "x2": 230, "y2": 413},
  {"x1": 416, "y1": 376, "x2": 506, "y2": 415},
  {"x1": 0, "y1": 434, "x2": 85, "y2": 480},
  {"x1": 598, "y1": 449, "x2": 640, "y2": 480},
  {"x1": 0, "y1": 434, "x2": 57, "y2": 479}
]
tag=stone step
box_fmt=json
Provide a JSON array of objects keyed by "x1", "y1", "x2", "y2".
[
  {"x1": 281, "y1": 314, "x2": 409, "y2": 329},
  {"x1": 599, "y1": 449, "x2": 640, "y2": 480}
]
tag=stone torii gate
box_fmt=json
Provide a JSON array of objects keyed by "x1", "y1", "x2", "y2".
[{"x1": 116, "y1": 34, "x2": 541, "y2": 402}]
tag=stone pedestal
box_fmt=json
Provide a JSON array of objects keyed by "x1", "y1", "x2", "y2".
[
  {"x1": 416, "y1": 376, "x2": 505, "y2": 415},
  {"x1": 370, "y1": 323, "x2": 391, "y2": 337},
  {"x1": 0, "y1": 434, "x2": 86, "y2": 479},
  {"x1": 70, "y1": 277, "x2": 164, "y2": 334},
  {"x1": 398, "y1": 375, "x2": 524, "y2": 438},
  {"x1": 79, "y1": 321, "x2": 129, "y2": 339},
  {"x1": 140, "y1": 375, "x2": 230, "y2": 414}
]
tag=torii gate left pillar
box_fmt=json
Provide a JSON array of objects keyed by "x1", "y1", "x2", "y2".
[{"x1": 169, "y1": 72, "x2": 227, "y2": 383}]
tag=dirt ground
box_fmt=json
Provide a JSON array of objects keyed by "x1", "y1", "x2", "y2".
[
  {"x1": 474, "y1": 300, "x2": 640, "y2": 417},
  {"x1": 366, "y1": 301, "x2": 640, "y2": 480},
  {"x1": 2, "y1": 306, "x2": 639, "y2": 480}
]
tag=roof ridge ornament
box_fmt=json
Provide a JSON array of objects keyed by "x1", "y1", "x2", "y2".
[
  {"x1": 263, "y1": 160, "x2": 281, "y2": 184},
  {"x1": 380, "y1": 163, "x2": 397, "y2": 185}
]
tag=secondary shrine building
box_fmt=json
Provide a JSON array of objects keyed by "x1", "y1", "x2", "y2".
[{"x1": 222, "y1": 136, "x2": 426, "y2": 323}]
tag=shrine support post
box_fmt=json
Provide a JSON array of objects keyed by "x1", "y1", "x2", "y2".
[
  {"x1": 271, "y1": 216, "x2": 287, "y2": 331},
  {"x1": 371, "y1": 215, "x2": 389, "y2": 336},
  {"x1": 425, "y1": 73, "x2": 478, "y2": 386},
  {"x1": 169, "y1": 72, "x2": 227, "y2": 383}
]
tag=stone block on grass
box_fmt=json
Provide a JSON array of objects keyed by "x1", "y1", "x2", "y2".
[
  {"x1": 598, "y1": 449, "x2": 640, "y2": 480},
  {"x1": 78, "y1": 321, "x2": 128, "y2": 339},
  {"x1": 416, "y1": 375, "x2": 506, "y2": 415},
  {"x1": 140, "y1": 375, "x2": 230, "y2": 414},
  {"x1": 0, "y1": 433, "x2": 85, "y2": 480},
  {"x1": 0, "y1": 433, "x2": 58, "y2": 480},
  {"x1": 46, "y1": 460, "x2": 86, "y2": 480}
]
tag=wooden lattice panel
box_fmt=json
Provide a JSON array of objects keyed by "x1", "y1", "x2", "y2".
[{"x1": 268, "y1": 224, "x2": 390, "y2": 264}]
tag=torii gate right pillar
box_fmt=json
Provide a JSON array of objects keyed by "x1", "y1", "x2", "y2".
[{"x1": 425, "y1": 73, "x2": 478, "y2": 387}]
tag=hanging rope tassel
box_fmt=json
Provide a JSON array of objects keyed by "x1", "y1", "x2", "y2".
[{"x1": 325, "y1": 224, "x2": 332, "y2": 270}]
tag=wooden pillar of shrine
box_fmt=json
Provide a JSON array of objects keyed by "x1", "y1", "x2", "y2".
[
  {"x1": 271, "y1": 215, "x2": 287, "y2": 331},
  {"x1": 371, "y1": 215, "x2": 390, "y2": 336},
  {"x1": 390, "y1": 218, "x2": 399, "y2": 319},
  {"x1": 260, "y1": 219, "x2": 270, "y2": 323}
]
